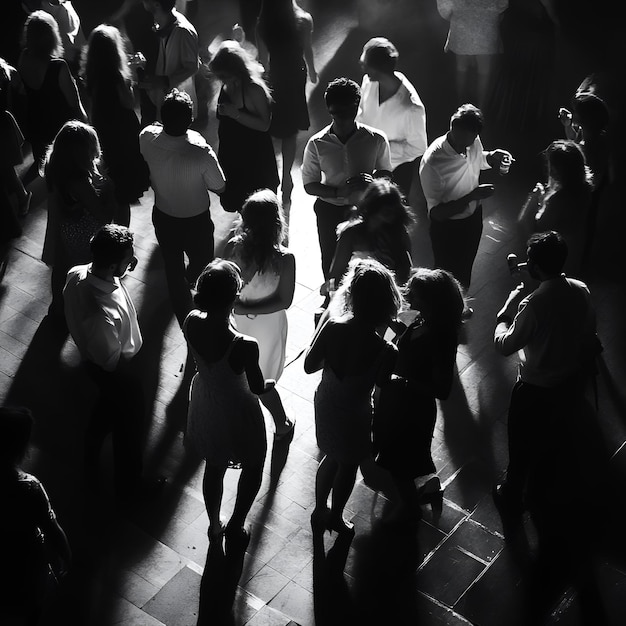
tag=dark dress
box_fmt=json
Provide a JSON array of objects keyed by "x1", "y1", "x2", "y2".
[
  {"x1": 259, "y1": 16, "x2": 310, "y2": 138},
  {"x1": 90, "y1": 76, "x2": 150, "y2": 204},
  {"x1": 216, "y1": 86, "x2": 279, "y2": 213},
  {"x1": 23, "y1": 58, "x2": 78, "y2": 164},
  {"x1": 373, "y1": 320, "x2": 457, "y2": 478}
]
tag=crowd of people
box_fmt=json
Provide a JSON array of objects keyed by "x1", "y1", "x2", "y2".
[{"x1": 0, "y1": 0, "x2": 614, "y2": 623}]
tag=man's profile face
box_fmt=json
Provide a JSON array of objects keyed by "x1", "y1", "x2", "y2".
[{"x1": 326, "y1": 102, "x2": 358, "y2": 123}]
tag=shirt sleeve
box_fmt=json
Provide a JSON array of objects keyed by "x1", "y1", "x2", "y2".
[
  {"x1": 375, "y1": 133, "x2": 392, "y2": 172},
  {"x1": 419, "y1": 160, "x2": 444, "y2": 210},
  {"x1": 400, "y1": 100, "x2": 427, "y2": 161},
  {"x1": 167, "y1": 27, "x2": 200, "y2": 85},
  {"x1": 494, "y1": 298, "x2": 537, "y2": 356},
  {"x1": 203, "y1": 146, "x2": 226, "y2": 192},
  {"x1": 301, "y1": 138, "x2": 322, "y2": 186},
  {"x1": 81, "y1": 313, "x2": 123, "y2": 372}
]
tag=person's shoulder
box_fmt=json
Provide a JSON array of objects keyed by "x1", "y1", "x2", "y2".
[
  {"x1": 565, "y1": 276, "x2": 591, "y2": 294},
  {"x1": 307, "y1": 124, "x2": 333, "y2": 143},
  {"x1": 422, "y1": 134, "x2": 448, "y2": 160},
  {"x1": 173, "y1": 9, "x2": 198, "y2": 36},
  {"x1": 396, "y1": 73, "x2": 424, "y2": 107},
  {"x1": 65, "y1": 263, "x2": 90, "y2": 285},
  {"x1": 139, "y1": 123, "x2": 163, "y2": 141},
  {"x1": 357, "y1": 122, "x2": 385, "y2": 138},
  {"x1": 185, "y1": 128, "x2": 211, "y2": 150}
]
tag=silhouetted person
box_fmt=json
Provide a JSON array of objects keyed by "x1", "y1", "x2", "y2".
[{"x1": 0, "y1": 405, "x2": 71, "y2": 625}]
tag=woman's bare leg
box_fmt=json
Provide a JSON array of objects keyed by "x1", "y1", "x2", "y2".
[{"x1": 202, "y1": 463, "x2": 227, "y2": 538}]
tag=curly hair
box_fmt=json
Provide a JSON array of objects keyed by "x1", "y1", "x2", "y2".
[{"x1": 193, "y1": 259, "x2": 243, "y2": 312}]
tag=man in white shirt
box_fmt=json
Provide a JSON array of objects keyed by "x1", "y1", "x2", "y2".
[
  {"x1": 419, "y1": 103, "x2": 511, "y2": 315},
  {"x1": 301, "y1": 77, "x2": 392, "y2": 281},
  {"x1": 140, "y1": 89, "x2": 226, "y2": 326},
  {"x1": 64, "y1": 225, "x2": 162, "y2": 501},
  {"x1": 356, "y1": 37, "x2": 427, "y2": 201},
  {"x1": 139, "y1": 0, "x2": 200, "y2": 117}
]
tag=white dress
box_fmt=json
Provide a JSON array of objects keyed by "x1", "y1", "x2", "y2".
[{"x1": 232, "y1": 265, "x2": 287, "y2": 381}]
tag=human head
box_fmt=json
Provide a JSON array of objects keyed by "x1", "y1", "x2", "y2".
[
  {"x1": 449, "y1": 103, "x2": 484, "y2": 149},
  {"x1": 324, "y1": 77, "x2": 361, "y2": 121},
  {"x1": 404, "y1": 268, "x2": 464, "y2": 328},
  {"x1": 209, "y1": 40, "x2": 262, "y2": 86},
  {"x1": 357, "y1": 179, "x2": 413, "y2": 230},
  {"x1": 161, "y1": 88, "x2": 193, "y2": 135},
  {"x1": 81, "y1": 24, "x2": 131, "y2": 86},
  {"x1": 193, "y1": 259, "x2": 243, "y2": 313},
  {"x1": 526, "y1": 231, "x2": 568, "y2": 278},
  {"x1": 90, "y1": 224, "x2": 136, "y2": 277},
  {"x1": 22, "y1": 10, "x2": 63, "y2": 59},
  {"x1": 338, "y1": 258, "x2": 402, "y2": 327},
  {"x1": 360, "y1": 37, "x2": 399, "y2": 79},
  {"x1": 544, "y1": 140, "x2": 590, "y2": 189},
  {"x1": 240, "y1": 188, "x2": 285, "y2": 249},
  {"x1": 142, "y1": 0, "x2": 176, "y2": 16},
  {"x1": 572, "y1": 92, "x2": 609, "y2": 136},
  {"x1": 0, "y1": 406, "x2": 34, "y2": 469},
  {"x1": 44, "y1": 121, "x2": 101, "y2": 181}
]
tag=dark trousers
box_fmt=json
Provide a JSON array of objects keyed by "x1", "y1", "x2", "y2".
[
  {"x1": 84, "y1": 359, "x2": 145, "y2": 496},
  {"x1": 392, "y1": 158, "x2": 418, "y2": 200},
  {"x1": 153, "y1": 207, "x2": 214, "y2": 326},
  {"x1": 505, "y1": 377, "x2": 587, "y2": 502},
  {"x1": 429, "y1": 205, "x2": 483, "y2": 290},
  {"x1": 314, "y1": 198, "x2": 352, "y2": 280}
]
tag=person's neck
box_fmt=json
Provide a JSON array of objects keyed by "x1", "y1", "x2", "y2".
[
  {"x1": 446, "y1": 130, "x2": 466, "y2": 155},
  {"x1": 332, "y1": 120, "x2": 357, "y2": 143},
  {"x1": 155, "y1": 10, "x2": 176, "y2": 30},
  {"x1": 378, "y1": 72, "x2": 400, "y2": 99},
  {"x1": 90, "y1": 264, "x2": 115, "y2": 283}
]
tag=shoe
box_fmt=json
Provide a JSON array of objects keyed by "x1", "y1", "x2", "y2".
[
  {"x1": 417, "y1": 476, "x2": 443, "y2": 503},
  {"x1": 492, "y1": 482, "x2": 524, "y2": 516},
  {"x1": 274, "y1": 417, "x2": 295, "y2": 441},
  {"x1": 462, "y1": 306, "x2": 474, "y2": 320},
  {"x1": 327, "y1": 514, "x2": 355, "y2": 537},
  {"x1": 224, "y1": 524, "x2": 250, "y2": 553}
]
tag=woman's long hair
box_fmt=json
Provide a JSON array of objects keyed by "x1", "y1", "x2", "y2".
[
  {"x1": 403, "y1": 267, "x2": 464, "y2": 332},
  {"x1": 22, "y1": 11, "x2": 64, "y2": 60},
  {"x1": 230, "y1": 189, "x2": 285, "y2": 273},
  {"x1": 43, "y1": 120, "x2": 101, "y2": 194},
  {"x1": 544, "y1": 140, "x2": 593, "y2": 197},
  {"x1": 334, "y1": 258, "x2": 403, "y2": 328},
  {"x1": 80, "y1": 24, "x2": 131, "y2": 92},
  {"x1": 354, "y1": 178, "x2": 414, "y2": 231},
  {"x1": 208, "y1": 40, "x2": 271, "y2": 100}
]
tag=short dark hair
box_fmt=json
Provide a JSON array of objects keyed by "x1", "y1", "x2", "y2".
[
  {"x1": 155, "y1": 0, "x2": 176, "y2": 11},
  {"x1": 0, "y1": 406, "x2": 33, "y2": 467},
  {"x1": 324, "y1": 77, "x2": 361, "y2": 109},
  {"x1": 193, "y1": 259, "x2": 243, "y2": 312},
  {"x1": 362, "y1": 37, "x2": 399, "y2": 74},
  {"x1": 450, "y1": 103, "x2": 484, "y2": 134},
  {"x1": 527, "y1": 231, "x2": 568, "y2": 275},
  {"x1": 90, "y1": 224, "x2": 134, "y2": 267},
  {"x1": 161, "y1": 89, "x2": 193, "y2": 135}
]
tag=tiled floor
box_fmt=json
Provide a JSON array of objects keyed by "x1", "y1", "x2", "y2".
[{"x1": 2, "y1": 1, "x2": 626, "y2": 625}]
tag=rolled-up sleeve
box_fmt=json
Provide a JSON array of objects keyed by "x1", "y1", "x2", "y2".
[
  {"x1": 494, "y1": 299, "x2": 537, "y2": 356},
  {"x1": 301, "y1": 138, "x2": 321, "y2": 186}
]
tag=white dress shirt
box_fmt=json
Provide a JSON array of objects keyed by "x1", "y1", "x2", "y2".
[
  {"x1": 64, "y1": 265, "x2": 142, "y2": 372},
  {"x1": 356, "y1": 72, "x2": 427, "y2": 170},
  {"x1": 140, "y1": 125, "x2": 226, "y2": 218},
  {"x1": 419, "y1": 134, "x2": 490, "y2": 219},
  {"x1": 301, "y1": 123, "x2": 391, "y2": 206}
]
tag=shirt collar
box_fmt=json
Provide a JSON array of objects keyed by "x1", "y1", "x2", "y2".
[{"x1": 86, "y1": 265, "x2": 120, "y2": 294}]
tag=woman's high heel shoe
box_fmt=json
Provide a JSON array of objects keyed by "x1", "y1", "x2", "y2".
[{"x1": 327, "y1": 515, "x2": 355, "y2": 536}]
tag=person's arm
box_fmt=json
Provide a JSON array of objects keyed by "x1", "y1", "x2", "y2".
[
  {"x1": 202, "y1": 147, "x2": 226, "y2": 194},
  {"x1": 301, "y1": 138, "x2": 340, "y2": 198},
  {"x1": 375, "y1": 343, "x2": 398, "y2": 387},
  {"x1": 36, "y1": 482, "x2": 71, "y2": 578},
  {"x1": 234, "y1": 253, "x2": 296, "y2": 315},
  {"x1": 429, "y1": 184, "x2": 494, "y2": 221},
  {"x1": 301, "y1": 12, "x2": 317, "y2": 83},
  {"x1": 374, "y1": 133, "x2": 393, "y2": 179},
  {"x1": 518, "y1": 182, "x2": 545, "y2": 229},
  {"x1": 494, "y1": 289, "x2": 535, "y2": 356},
  {"x1": 57, "y1": 60, "x2": 87, "y2": 121},
  {"x1": 328, "y1": 227, "x2": 356, "y2": 285},
  {"x1": 239, "y1": 337, "x2": 275, "y2": 394},
  {"x1": 165, "y1": 28, "x2": 200, "y2": 89},
  {"x1": 80, "y1": 312, "x2": 124, "y2": 371},
  {"x1": 394, "y1": 100, "x2": 427, "y2": 163},
  {"x1": 217, "y1": 82, "x2": 271, "y2": 132},
  {"x1": 304, "y1": 317, "x2": 332, "y2": 373}
]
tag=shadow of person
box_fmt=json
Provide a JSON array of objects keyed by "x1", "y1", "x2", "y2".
[
  {"x1": 196, "y1": 533, "x2": 248, "y2": 626},
  {"x1": 312, "y1": 531, "x2": 354, "y2": 625}
]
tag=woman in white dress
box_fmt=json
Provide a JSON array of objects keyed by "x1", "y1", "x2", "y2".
[{"x1": 224, "y1": 189, "x2": 296, "y2": 440}]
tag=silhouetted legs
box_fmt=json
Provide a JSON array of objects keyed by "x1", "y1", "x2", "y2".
[
  {"x1": 314, "y1": 455, "x2": 358, "y2": 530},
  {"x1": 259, "y1": 387, "x2": 293, "y2": 437}
]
